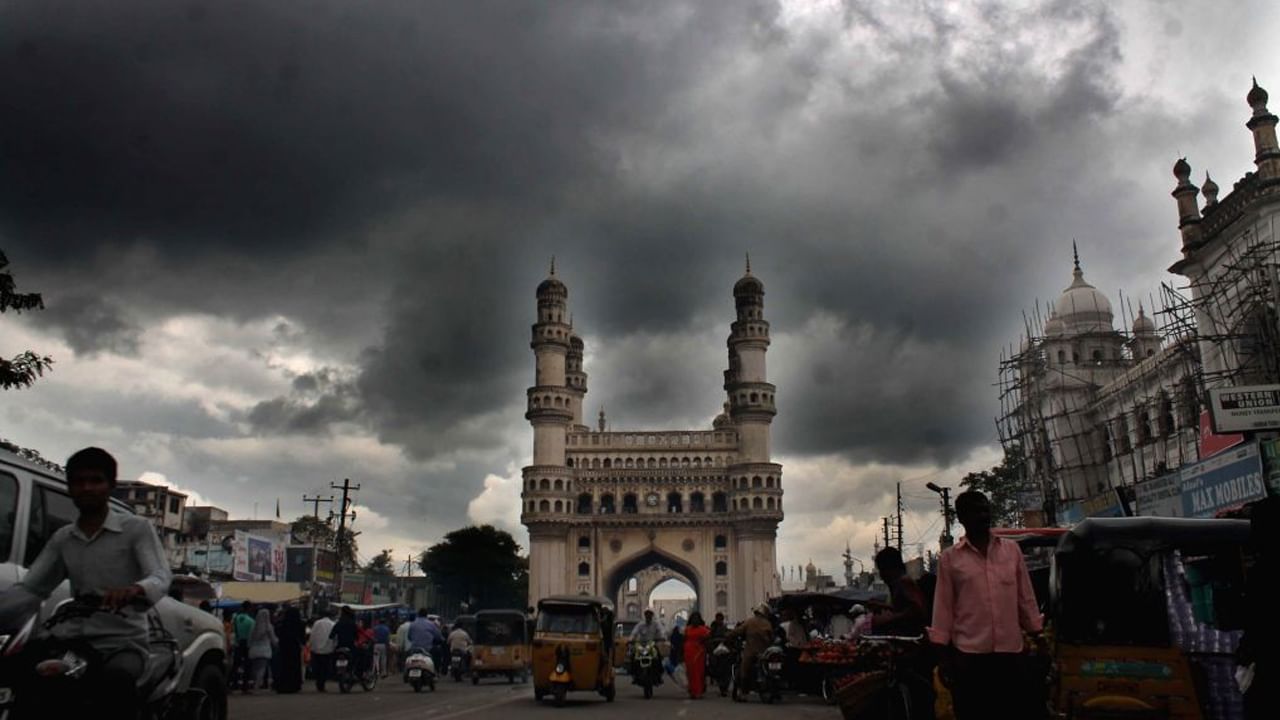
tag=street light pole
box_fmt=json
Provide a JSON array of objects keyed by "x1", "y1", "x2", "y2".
[{"x1": 926, "y1": 482, "x2": 955, "y2": 550}]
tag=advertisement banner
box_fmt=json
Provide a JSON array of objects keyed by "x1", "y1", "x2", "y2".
[
  {"x1": 1199, "y1": 410, "x2": 1245, "y2": 458},
  {"x1": 1208, "y1": 385, "x2": 1280, "y2": 433},
  {"x1": 233, "y1": 530, "x2": 285, "y2": 582},
  {"x1": 1134, "y1": 472, "x2": 1184, "y2": 518},
  {"x1": 1261, "y1": 438, "x2": 1280, "y2": 494},
  {"x1": 1179, "y1": 443, "x2": 1267, "y2": 518},
  {"x1": 286, "y1": 546, "x2": 315, "y2": 583},
  {"x1": 1058, "y1": 489, "x2": 1127, "y2": 525}
]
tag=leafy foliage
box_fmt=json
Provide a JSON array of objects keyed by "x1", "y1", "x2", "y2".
[
  {"x1": 419, "y1": 525, "x2": 528, "y2": 611},
  {"x1": 290, "y1": 514, "x2": 359, "y2": 568},
  {"x1": 1, "y1": 250, "x2": 52, "y2": 390},
  {"x1": 0, "y1": 437, "x2": 64, "y2": 473},
  {"x1": 959, "y1": 446, "x2": 1027, "y2": 528},
  {"x1": 365, "y1": 548, "x2": 397, "y2": 576}
]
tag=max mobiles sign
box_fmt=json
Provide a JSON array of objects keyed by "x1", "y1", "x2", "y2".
[
  {"x1": 1179, "y1": 443, "x2": 1267, "y2": 518},
  {"x1": 1208, "y1": 384, "x2": 1280, "y2": 433}
]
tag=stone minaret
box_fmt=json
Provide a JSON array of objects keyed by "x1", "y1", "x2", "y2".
[
  {"x1": 566, "y1": 329, "x2": 589, "y2": 431},
  {"x1": 1247, "y1": 78, "x2": 1280, "y2": 181},
  {"x1": 523, "y1": 261, "x2": 574, "y2": 602},
  {"x1": 1172, "y1": 157, "x2": 1202, "y2": 252},
  {"x1": 724, "y1": 257, "x2": 783, "y2": 607}
]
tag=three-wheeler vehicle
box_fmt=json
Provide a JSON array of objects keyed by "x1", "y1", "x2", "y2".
[
  {"x1": 1051, "y1": 517, "x2": 1251, "y2": 719},
  {"x1": 471, "y1": 609, "x2": 531, "y2": 684},
  {"x1": 531, "y1": 595, "x2": 617, "y2": 706}
]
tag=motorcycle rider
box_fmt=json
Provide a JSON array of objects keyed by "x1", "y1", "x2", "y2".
[
  {"x1": 447, "y1": 621, "x2": 473, "y2": 675},
  {"x1": 725, "y1": 603, "x2": 775, "y2": 702},
  {"x1": 407, "y1": 607, "x2": 445, "y2": 671},
  {"x1": 329, "y1": 606, "x2": 366, "y2": 679},
  {"x1": 0, "y1": 447, "x2": 172, "y2": 720},
  {"x1": 628, "y1": 609, "x2": 665, "y2": 685}
]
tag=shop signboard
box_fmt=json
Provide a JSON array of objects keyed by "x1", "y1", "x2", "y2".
[
  {"x1": 1134, "y1": 472, "x2": 1184, "y2": 518},
  {"x1": 1261, "y1": 438, "x2": 1280, "y2": 494},
  {"x1": 1179, "y1": 442, "x2": 1267, "y2": 518},
  {"x1": 1058, "y1": 488, "x2": 1128, "y2": 525},
  {"x1": 1199, "y1": 411, "x2": 1245, "y2": 458},
  {"x1": 286, "y1": 546, "x2": 315, "y2": 583},
  {"x1": 1207, "y1": 385, "x2": 1280, "y2": 433}
]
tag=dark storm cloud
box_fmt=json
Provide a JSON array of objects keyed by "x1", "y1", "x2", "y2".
[
  {"x1": 39, "y1": 294, "x2": 142, "y2": 356},
  {"x1": 0, "y1": 0, "x2": 1175, "y2": 475}
]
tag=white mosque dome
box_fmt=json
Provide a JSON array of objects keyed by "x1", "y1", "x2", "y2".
[
  {"x1": 1132, "y1": 306, "x2": 1157, "y2": 335},
  {"x1": 1055, "y1": 259, "x2": 1113, "y2": 333}
]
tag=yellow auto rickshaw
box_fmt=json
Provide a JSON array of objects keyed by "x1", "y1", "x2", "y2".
[
  {"x1": 532, "y1": 595, "x2": 616, "y2": 706},
  {"x1": 1051, "y1": 517, "x2": 1251, "y2": 719},
  {"x1": 471, "y1": 609, "x2": 531, "y2": 685}
]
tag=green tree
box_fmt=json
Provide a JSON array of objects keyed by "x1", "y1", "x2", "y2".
[
  {"x1": 290, "y1": 515, "x2": 359, "y2": 569},
  {"x1": 959, "y1": 447, "x2": 1026, "y2": 528},
  {"x1": 1, "y1": 250, "x2": 53, "y2": 389},
  {"x1": 365, "y1": 548, "x2": 396, "y2": 576},
  {"x1": 419, "y1": 525, "x2": 528, "y2": 611}
]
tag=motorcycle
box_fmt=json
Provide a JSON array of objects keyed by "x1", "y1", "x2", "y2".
[
  {"x1": 754, "y1": 643, "x2": 785, "y2": 704},
  {"x1": 629, "y1": 640, "x2": 662, "y2": 699},
  {"x1": 1, "y1": 596, "x2": 197, "y2": 720},
  {"x1": 402, "y1": 646, "x2": 437, "y2": 693},
  {"x1": 708, "y1": 640, "x2": 734, "y2": 698},
  {"x1": 334, "y1": 646, "x2": 377, "y2": 693},
  {"x1": 450, "y1": 647, "x2": 470, "y2": 682}
]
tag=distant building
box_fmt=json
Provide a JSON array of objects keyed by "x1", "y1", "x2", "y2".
[
  {"x1": 181, "y1": 506, "x2": 229, "y2": 541},
  {"x1": 112, "y1": 480, "x2": 187, "y2": 547}
]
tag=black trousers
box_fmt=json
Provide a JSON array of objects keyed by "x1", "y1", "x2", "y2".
[
  {"x1": 16, "y1": 644, "x2": 143, "y2": 720},
  {"x1": 951, "y1": 652, "x2": 1033, "y2": 720},
  {"x1": 311, "y1": 653, "x2": 332, "y2": 690}
]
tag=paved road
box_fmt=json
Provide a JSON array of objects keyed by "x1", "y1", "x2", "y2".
[{"x1": 229, "y1": 673, "x2": 837, "y2": 720}]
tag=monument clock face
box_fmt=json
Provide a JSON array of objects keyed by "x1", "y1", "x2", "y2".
[{"x1": 645, "y1": 492, "x2": 660, "y2": 507}]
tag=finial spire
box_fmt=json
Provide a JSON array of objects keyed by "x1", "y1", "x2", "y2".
[
  {"x1": 745, "y1": 252, "x2": 751, "y2": 274},
  {"x1": 1072, "y1": 240, "x2": 1080, "y2": 271},
  {"x1": 549, "y1": 255, "x2": 556, "y2": 276}
]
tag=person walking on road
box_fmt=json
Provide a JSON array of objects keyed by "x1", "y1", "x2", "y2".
[
  {"x1": 232, "y1": 602, "x2": 257, "y2": 692},
  {"x1": 274, "y1": 606, "x2": 305, "y2": 693},
  {"x1": 309, "y1": 609, "x2": 336, "y2": 692},
  {"x1": 683, "y1": 612, "x2": 711, "y2": 699},
  {"x1": 372, "y1": 616, "x2": 392, "y2": 678},
  {"x1": 930, "y1": 490, "x2": 1043, "y2": 720},
  {"x1": 248, "y1": 608, "x2": 278, "y2": 692}
]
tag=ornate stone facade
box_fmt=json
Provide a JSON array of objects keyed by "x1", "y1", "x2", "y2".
[{"x1": 521, "y1": 263, "x2": 783, "y2": 621}]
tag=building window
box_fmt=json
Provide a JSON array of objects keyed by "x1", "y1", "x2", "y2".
[
  {"x1": 1057, "y1": 350, "x2": 1065, "y2": 364},
  {"x1": 578, "y1": 562, "x2": 590, "y2": 576},
  {"x1": 566, "y1": 458, "x2": 575, "y2": 468},
  {"x1": 752, "y1": 496, "x2": 763, "y2": 510},
  {"x1": 628, "y1": 578, "x2": 638, "y2": 592},
  {"x1": 667, "y1": 492, "x2": 683, "y2": 513},
  {"x1": 554, "y1": 500, "x2": 563, "y2": 513},
  {"x1": 169, "y1": 497, "x2": 180, "y2": 514},
  {"x1": 600, "y1": 494, "x2": 616, "y2": 514},
  {"x1": 715, "y1": 561, "x2": 727, "y2": 576},
  {"x1": 578, "y1": 535, "x2": 590, "y2": 549},
  {"x1": 576, "y1": 493, "x2": 592, "y2": 514},
  {"x1": 714, "y1": 534, "x2": 727, "y2": 549},
  {"x1": 592, "y1": 458, "x2": 601, "y2": 469},
  {"x1": 752, "y1": 476, "x2": 762, "y2": 489},
  {"x1": 554, "y1": 479, "x2": 563, "y2": 491},
  {"x1": 689, "y1": 492, "x2": 705, "y2": 513},
  {"x1": 603, "y1": 458, "x2": 612, "y2": 469},
  {"x1": 712, "y1": 492, "x2": 728, "y2": 513},
  {"x1": 622, "y1": 493, "x2": 638, "y2": 514},
  {"x1": 539, "y1": 500, "x2": 550, "y2": 512},
  {"x1": 715, "y1": 590, "x2": 728, "y2": 608}
]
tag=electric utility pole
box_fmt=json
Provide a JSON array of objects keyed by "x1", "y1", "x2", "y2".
[
  {"x1": 331, "y1": 478, "x2": 361, "y2": 575},
  {"x1": 882, "y1": 517, "x2": 891, "y2": 549},
  {"x1": 927, "y1": 482, "x2": 955, "y2": 550},
  {"x1": 302, "y1": 494, "x2": 333, "y2": 519},
  {"x1": 896, "y1": 482, "x2": 904, "y2": 552}
]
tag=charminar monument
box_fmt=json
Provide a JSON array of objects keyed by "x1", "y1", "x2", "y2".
[{"x1": 521, "y1": 260, "x2": 783, "y2": 621}]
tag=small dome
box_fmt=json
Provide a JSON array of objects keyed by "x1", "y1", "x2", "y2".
[
  {"x1": 713, "y1": 401, "x2": 733, "y2": 428},
  {"x1": 1132, "y1": 306, "x2": 1156, "y2": 335},
  {"x1": 805, "y1": 560, "x2": 816, "y2": 575},
  {"x1": 536, "y1": 275, "x2": 567, "y2": 298},
  {"x1": 569, "y1": 334, "x2": 584, "y2": 350},
  {"x1": 1248, "y1": 77, "x2": 1269, "y2": 109},
  {"x1": 1202, "y1": 172, "x2": 1219, "y2": 204},
  {"x1": 1173, "y1": 157, "x2": 1192, "y2": 182},
  {"x1": 1043, "y1": 311, "x2": 1065, "y2": 337},
  {"x1": 733, "y1": 274, "x2": 764, "y2": 297}
]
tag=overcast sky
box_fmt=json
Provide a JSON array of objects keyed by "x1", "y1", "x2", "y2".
[{"x1": 3, "y1": 0, "x2": 1278, "y2": 586}]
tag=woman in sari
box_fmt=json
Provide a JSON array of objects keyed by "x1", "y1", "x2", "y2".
[{"x1": 683, "y1": 612, "x2": 711, "y2": 699}]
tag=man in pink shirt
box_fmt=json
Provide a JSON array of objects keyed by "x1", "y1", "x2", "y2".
[{"x1": 930, "y1": 490, "x2": 1043, "y2": 719}]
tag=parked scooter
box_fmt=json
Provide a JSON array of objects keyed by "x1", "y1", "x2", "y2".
[
  {"x1": 629, "y1": 640, "x2": 663, "y2": 699},
  {"x1": 402, "y1": 646, "x2": 437, "y2": 692},
  {"x1": 334, "y1": 646, "x2": 377, "y2": 693}
]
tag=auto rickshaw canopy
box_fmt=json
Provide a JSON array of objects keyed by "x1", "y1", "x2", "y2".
[{"x1": 475, "y1": 609, "x2": 530, "y2": 645}]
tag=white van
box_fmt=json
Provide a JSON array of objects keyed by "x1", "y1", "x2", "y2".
[{"x1": 0, "y1": 449, "x2": 228, "y2": 719}]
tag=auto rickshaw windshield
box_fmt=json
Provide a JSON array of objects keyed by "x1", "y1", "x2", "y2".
[
  {"x1": 536, "y1": 607, "x2": 601, "y2": 634},
  {"x1": 476, "y1": 615, "x2": 527, "y2": 644}
]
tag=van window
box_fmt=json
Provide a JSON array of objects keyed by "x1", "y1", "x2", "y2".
[
  {"x1": 0, "y1": 472, "x2": 18, "y2": 563},
  {"x1": 24, "y1": 485, "x2": 78, "y2": 567}
]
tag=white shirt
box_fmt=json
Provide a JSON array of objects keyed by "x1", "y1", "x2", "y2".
[{"x1": 310, "y1": 617, "x2": 336, "y2": 655}]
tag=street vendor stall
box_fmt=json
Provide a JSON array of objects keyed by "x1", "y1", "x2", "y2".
[{"x1": 770, "y1": 592, "x2": 880, "y2": 700}]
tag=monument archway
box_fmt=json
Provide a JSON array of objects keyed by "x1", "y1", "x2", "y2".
[{"x1": 605, "y1": 547, "x2": 701, "y2": 620}]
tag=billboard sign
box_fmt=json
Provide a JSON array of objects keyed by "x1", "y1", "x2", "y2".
[
  {"x1": 286, "y1": 546, "x2": 315, "y2": 583},
  {"x1": 232, "y1": 530, "x2": 286, "y2": 581},
  {"x1": 1207, "y1": 385, "x2": 1280, "y2": 433},
  {"x1": 1179, "y1": 443, "x2": 1267, "y2": 518},
  {"x1": 1199, "y1": 411, "x2": 1245, "y2": 457},
  {"x1": 1134, "y1": 472, "x2": 1184, "y2": 518}
]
